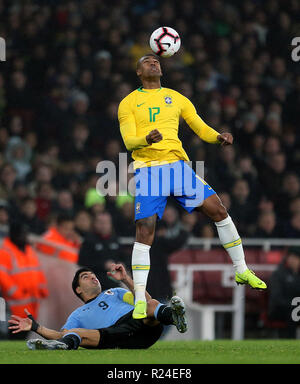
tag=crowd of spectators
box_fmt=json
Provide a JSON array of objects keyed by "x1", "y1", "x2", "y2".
[{"x1": 0, "y1": 0, "x2": 300, "y2": 252}]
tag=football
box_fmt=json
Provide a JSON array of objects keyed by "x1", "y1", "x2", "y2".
[{"x1": 149, "y1": 27, "x2": 181, "y2": 57}]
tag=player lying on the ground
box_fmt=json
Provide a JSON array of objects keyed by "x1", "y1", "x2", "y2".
[{"x1": 8, "y1": 263, "x2": 187, "y2": 350}]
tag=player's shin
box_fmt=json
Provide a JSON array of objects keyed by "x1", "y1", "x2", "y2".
[
  {"x1": 215, "y1": 215, "x2": 248, "y2": 274},
  {"x1": 132, "y1": 242, "x2": 151, "y2": 316}
]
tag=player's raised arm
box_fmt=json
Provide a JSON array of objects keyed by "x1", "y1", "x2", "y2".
[{"x1": 181, "y1": 96, "x2": 233, "y2": 146}]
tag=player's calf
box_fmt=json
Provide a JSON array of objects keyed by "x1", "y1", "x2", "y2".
[{"x1": 61, "y1": 328, "x2": 100, "y2": 348}]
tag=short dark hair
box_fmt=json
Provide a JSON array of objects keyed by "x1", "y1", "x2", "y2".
[
  {"x1": 136, "y1": 53, "x2": 160, "y2": 70},
  {"x1": 9, "y1": 220, "x2": 28, "y2": 239},
  {"x1": 72, "y1": 267, "x2": 94, "y2": 300}
]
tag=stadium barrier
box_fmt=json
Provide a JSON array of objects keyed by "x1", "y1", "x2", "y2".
[
  {"x1": 36, "y1": 253, "x2": 82, "y2": 331},
  {"x1": 30, "y1": 236, "x2": 82, "y2": 332},
  {"x1": 166, "y1": 263, "x2": 275, "y2": 341}
]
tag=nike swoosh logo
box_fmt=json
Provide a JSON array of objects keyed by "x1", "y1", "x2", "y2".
[{"x1": 137, "y1": 103, "x2": 145, "y2": 107}]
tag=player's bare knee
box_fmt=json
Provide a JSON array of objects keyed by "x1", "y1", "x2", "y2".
[
  {"x1": 148, "y1": 298, "x2": 159, "y2": 306},
  {"x1": 200, "y1": 194, "x2": 227, "y2": 222},
  {"x1": 203, "y1": 195, "x2": 228, "y2": 222},
  {"x1": 205, "y1": 202, "x2": 227, "y2": 222},
  {"x1": 136, "y1": 216, "x2": 156, "y2": 245},
  {"x1": 215, "y1": 203, "x2": 228, "y2": 222}
]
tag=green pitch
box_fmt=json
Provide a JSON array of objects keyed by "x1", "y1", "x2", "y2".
[{"x1": 1, "y1": 340, "x2": 300, "y2": 364}]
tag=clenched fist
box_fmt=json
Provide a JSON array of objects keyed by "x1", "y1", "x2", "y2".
[
  {"x1": 146, "y1": 129, "x2": 163, "y2": 145},
  {"x1": 217, "y1": 133, "x2": 233, "y2": 146}
]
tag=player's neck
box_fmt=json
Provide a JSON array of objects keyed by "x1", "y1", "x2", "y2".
[
  {"x1": 141, "y1": 79, "x2": 161, "y2": 89},
  {"x1": 84, "y1": 294, "x2": 99, "y2": 304}
]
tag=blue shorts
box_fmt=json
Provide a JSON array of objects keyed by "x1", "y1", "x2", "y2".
[{"x1": 134, "y1": 160, "x2": 216, "y2": 221}]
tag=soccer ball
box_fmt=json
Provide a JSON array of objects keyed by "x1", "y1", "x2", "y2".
[{"x1": 149, "y1": 27, "x2": 181, "y2": 58}]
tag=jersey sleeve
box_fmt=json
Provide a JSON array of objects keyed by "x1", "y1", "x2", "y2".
[
  {"x1": 180, "y1": 95, "x2": 220, "y2": 144},
  {"x1": 118, "y1": 97, "x2": 149, "y2": 151},
  {"x1": 60, "y1": 311, "x2": 81, "y2": 330}
]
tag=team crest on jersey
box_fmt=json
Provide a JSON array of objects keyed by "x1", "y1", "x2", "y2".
[
  {"x1": 164, "y1": 96, "x2": 172, "y2": 105},
  {"x1": 104, "y1": 290, "x2": 114, "y2": 295}
]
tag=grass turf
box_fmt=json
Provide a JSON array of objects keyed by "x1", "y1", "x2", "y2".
[{"x1": 0, "y1": 340, "x2": 300, "y2": 364}]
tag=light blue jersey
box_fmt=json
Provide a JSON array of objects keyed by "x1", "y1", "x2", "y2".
[{"x1": 61, "y1": 288, "x2": 134, "y2": 330}]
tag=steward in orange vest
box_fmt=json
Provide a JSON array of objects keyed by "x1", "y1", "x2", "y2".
[
  {"x1": 0, "y1": 222, "x2": 48, "y2": 319},
  {"x1": 37, "y1": 213, "x2": 80, "y2": 263}
]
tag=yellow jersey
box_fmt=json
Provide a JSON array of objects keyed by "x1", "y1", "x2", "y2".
[{"x1": 118, "y1": 87, "x2": 220, "y2": 168}]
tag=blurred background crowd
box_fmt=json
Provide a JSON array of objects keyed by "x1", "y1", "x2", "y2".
[
  {"x1": 0, "y1": 0, "x2": 300, "y2": 335},
  {"x1": 0, "y1": 0, "x2": 300, "y2": 244}
]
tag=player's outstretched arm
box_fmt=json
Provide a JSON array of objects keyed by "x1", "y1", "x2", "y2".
[
  {"x1": 8, "y1": 314, "x2": 32, "y2": 333},
  {"x1": 107, "y1": 263, "x2": 152, "y2": 302},
  {"x1": 8, "y1": 308, "x2": 64, "y2": 340},
  {"x1": 181, "y1": 96, "x2": 233, "y2": 145},
  {"x1": 188, "y1": 115, "x2": 233, "y2": 145}
]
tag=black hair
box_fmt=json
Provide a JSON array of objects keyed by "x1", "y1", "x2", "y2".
[
  {"x1": 9, "y1": 220, "x2": 29, "y2": 250},
  {"x1": 72, "y1": 267, "x2": 94, "y2": 300},
  {"x1": 56, "y1": 212, "x2": 74, "y2": 225},
  {"x1": 136, "y1": 53, "x2": 160, "y2": 70}
]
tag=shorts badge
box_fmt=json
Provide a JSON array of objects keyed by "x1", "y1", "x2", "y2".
[{"x1": 136, "y1": 202, "x2": 141, "y2": 214}]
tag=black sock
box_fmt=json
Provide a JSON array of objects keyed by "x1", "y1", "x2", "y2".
[
  {"x1": 156, "y1": 305, "x2": 174, "y2": 325},
  {"x1": 59, "y1": 333, "x2": 81, "y2": 350}
]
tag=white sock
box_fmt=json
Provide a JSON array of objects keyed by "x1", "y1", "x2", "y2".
[
  {"x1": 215, "y1": 215, "x2": 248, "y2": 274},
  {"x1": 131, "y1": 241, "x2": 151, "y2": 303}
]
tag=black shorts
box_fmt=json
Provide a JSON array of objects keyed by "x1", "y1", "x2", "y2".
[{"x1": 97, "y1": 310, "x2": 163, "y2": 349}]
